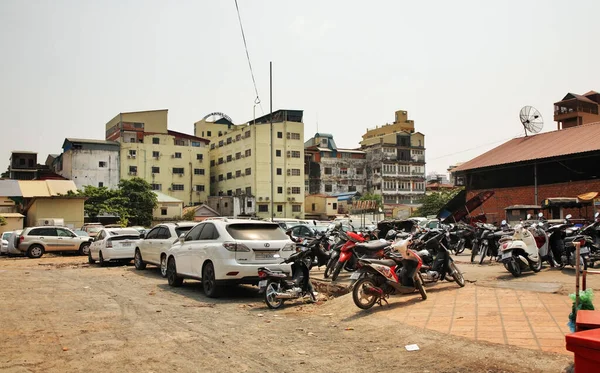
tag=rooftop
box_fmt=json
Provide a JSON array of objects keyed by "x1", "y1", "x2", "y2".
[
  {"x1": 153, "y1": 191, "x2": 183, "y2": 203},
  {"x1": 453, "y1": 121, "x2": 600, "y2": 173},
  {"x1": 167, "y1": 130, "x2": 210, "y2": 144},
  {"x1": 248, "y1": 109, "x2": 303, "y2": 125}
]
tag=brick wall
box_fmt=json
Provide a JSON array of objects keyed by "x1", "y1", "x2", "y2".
[{"x1": 468, "y1": 179, "x2": 600, "y2": 222}]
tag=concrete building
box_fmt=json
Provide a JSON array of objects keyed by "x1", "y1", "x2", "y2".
[
  {"x1": 54, "y1": 138, "x2": 120, "y2": 189},
  {"x1": 0, "y1": 180, "x2": 25, "y2": 234},
  {"x1": 447, "y1": 162, "x2": 464, "y2": 185},
  {"x1": 554, "y1": 90, "x2": 600, "y2": 130},
  {"x1": 18, "y1": 180, "x2": 85, "y2": 229},
  {"x1": 360, "y1": 110, "x2": 426, "y2": 218},
  {"x1": 105, "y1": 109, "x2": 210, "y2": 206},
  {"x1": 304, "y1": 194, "x2": 338, "y2": 220},
  {"x1": 153, "y1": 191, "x2": 184, "y2": 223},
  {"x1": 195, "y1": 110, "x2": 305, "y2": 220},
  {"x1": 9, "y1": 151, "x2": 38, "y2": 180},
  {"x1": 182, "y1": 204, "x2": 220, "y2": 222},
  {"x1": 206, "y1": 195, "x2": 256, "y2": 217},
  {"x1": 304, "y1": 133, "x2": 367, "y2": 196}
]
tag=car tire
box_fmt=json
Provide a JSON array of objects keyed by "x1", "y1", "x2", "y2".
[
  {"x1": 134, "y1": 249, "x2": 146, "y2": 270},
  {"x1": 88, "y1": 250, "x2": 96, "y2": 264},
  {"x1": 167, "y1": 257, "x2": 183, "y2": 287},
  {"x1": 79, "y1": 243, "x2": 91, "y2": 256},
  {"x1": 27, "y1": 244, "x2": 44, "y2": 259},
  {"x1": 202, "y1": 262, "x2": 221, "y2": 298},
  {"x1": 99, "y1": 251, "x2": 107, "y2": 267},
  {"x1": 160, "y1": 254, "x2": 168, "y2": 278}
]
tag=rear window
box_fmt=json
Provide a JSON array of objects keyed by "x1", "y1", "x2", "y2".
[
  {"x1": 87, "y1": 227, "x2": 102, "y2": 233},
  {"x1": 110, "y1": 234, "x2": 140, "y2": 241},
  {"x1": 175, "y1": 226, "x2": 194, "y2": 237},
  {"x1": 226, "y1": 223, "x2": 289, "y2": 241},
  {"x1": 2, "y1": 232, "x2": 11, "y2": 240}
]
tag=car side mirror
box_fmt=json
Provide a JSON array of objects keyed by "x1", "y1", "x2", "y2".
[
  {"x1": 139, "y1": 233, "x2": 145, "y2": 239},
  {"x1": 179, "y1": 233, "x2": 186, "y2": 243}
]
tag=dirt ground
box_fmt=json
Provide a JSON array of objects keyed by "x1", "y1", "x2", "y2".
[{"x1": 0, "y1": 254, "x2": 579, "y2": 373}]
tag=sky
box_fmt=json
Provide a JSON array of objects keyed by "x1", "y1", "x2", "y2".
[{"x1": 1, "y1": 0, "x2": 599, "y2": 176}]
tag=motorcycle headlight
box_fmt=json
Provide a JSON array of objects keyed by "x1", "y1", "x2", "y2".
[{"x1": 282, "y1": 243, "x2": 295, "y2": 251}]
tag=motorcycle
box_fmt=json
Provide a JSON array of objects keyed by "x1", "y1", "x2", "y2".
[
  {"x1": 499, "y1": 224, "x2": 543, "y2": 277},
  {"x1": 258, "y1": 246, "x2": 316, "y2": 309},
  {"x1": 351, "y1": 236, "x2": 427, "y2": 310},
  {"x1": 330, "y1": 230, "x2": 390, "y2": 281},
  {"x1": 411, "y1": 230, "x2": 465, "y2": 287}
]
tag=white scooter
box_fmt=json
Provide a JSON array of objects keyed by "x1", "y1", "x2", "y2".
[{"x1": 499, "y1": 223, "x2": 544, "y2": 277}]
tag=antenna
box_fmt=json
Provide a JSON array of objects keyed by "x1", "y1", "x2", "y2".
[{"x1": 519, "y1": 106, "x2": 543, "y2": 137}]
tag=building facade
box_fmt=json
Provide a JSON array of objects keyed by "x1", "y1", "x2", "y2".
[
  {"x1": 304, "y1": 133, "x2": 367, "y2": 196},
  {"x1": 54, "y1": 138, "x2": 120, "y2": 189},
  {"x1": 360, "y1": 110, "x2": 426, "y2": 218},
  {"x1": 554, "y1": 90, "x2": 600, "y2": 130},
  {"x1": 9, "y1": 151, "x2": 38, "y2": 180},
  {"x1": 105, "y1": 109, "x2": 210, "y2": 206},
  {"x1": 195, "y1": 110, "x2": 305, "y2": 220}
]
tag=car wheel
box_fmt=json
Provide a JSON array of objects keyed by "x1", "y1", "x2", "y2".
[
  {"x1": 27, "y1": 245, "x2": 44, "y2": 259},
  {"x1": 134, "y1": 249, "x2": 146, "y2": 270},
  {"x1": 167, "y1": 257, "x2": 183, "y2": 287},
  {"x1": 99, "y1": 251, "x2": 106, "y2": 267},
  {"x1": 202, "y1": 262, "x2": 221, "y2": 298},
  {"x1": 79, "y1": 243, "x2": 91, "y2": 256},
  {"x1": 160, "y1": 255, "x2": 168, "y2": 278},
  {"x1": 88, "y1": 250, "x2": 96, "y2": 264}
]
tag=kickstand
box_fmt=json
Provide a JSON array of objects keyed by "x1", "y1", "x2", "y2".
[{"x1": 377, "y1": 297, "x2": 390, "y2": 307}]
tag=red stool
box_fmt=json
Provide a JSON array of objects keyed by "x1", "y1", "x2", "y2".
[
  {"x1": 576, "y1": 310, "x2": 600, "y2": 332},
  {"x1": 566, "y1": 329, "x2": 600, "y2": 373}
]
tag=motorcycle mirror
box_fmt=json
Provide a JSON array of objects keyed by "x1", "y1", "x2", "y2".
[
  {"x1": 538, "y1": 212, "x2": 543, "y2": 218},
  {"x1": 566, "y1": 214, "x2": 572, "y2": 220},
  {"x1": 334, "y1": 222, "x2": 342, "y2": 229},
  {"x1": 595, "y1": 212, "x2": 599, "y2": 219},
  {"x1": 526, "y1": 214, "x2": 532, "y2": 220},
  {"x1": 501, "y1": 220, "x2": 507, "y2": 226}
]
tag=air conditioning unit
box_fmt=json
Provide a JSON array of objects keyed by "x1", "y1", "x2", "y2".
[
  {"x1": 265, "y1": 197, "x2": 270, "y2": 201},
  {"x1": 168, "y1": 187, "x2": 172, "y2": 191},
  {"x1": 171, "y1": 154, "x2": 175, "y2": 158},
  {"x1": 232, "y1": 139, "x2": 236, "y2": 143},
  {"x1": 258, "y1": 197, "x2": 263, "y2": 201},
  {"x1": 286, "y1": 133, "x2": 291, "y2": 139},
  {"x1": 128, "y1": 172, "x2": 137, "y2": 176},
  {"x1": 240, "y1": 155, "x2": 244, "y2": 158},
  {"x1": 179, "y1": 174, "x2": 183, "y2": 177},
  {"x1": 286, "y1": 151, "x2": 291, "y2": 158},
  {"x1": 291, "y1": 197, "x2": 295, "y2": 201},
  {"x1": 287, "y1": 197, "x2": 292, "y2": 201},
  {"x1": 196, "y1": 191, "x2": 201, "y2": 195},
  {"x1": 287, "y1": 187, "x2": 291, "y2": 194},
  {"x1": 287, "y1": 169, "x2": 291, "y2": 176}
]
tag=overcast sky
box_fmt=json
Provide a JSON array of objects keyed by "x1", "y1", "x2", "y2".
[{"x1": 1, "y1": 0, "x2": 599, "y2": 176}]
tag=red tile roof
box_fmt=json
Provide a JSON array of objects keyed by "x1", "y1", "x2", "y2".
[{"x1": 453, "y1": 122, "x2": 600, "y2": 173}]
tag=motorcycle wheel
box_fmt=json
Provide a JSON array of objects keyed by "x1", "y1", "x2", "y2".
[
  {"x1": 416, "y1": 275, "x2": 427, "y2": 300},
  {"x1": 352, "y1": 277, "x2": 379, "y2": 310},
  {"x1": 331, "y1": 261, "x2": 344, "y2": 282},
  {"x1": 455, "y1": 239, "x2": 466, "y2": 255},
  {"x1": 508, "y1": 259, "x2": 521, "y2": 277},
  {"x1": 323, "y1": 258, "x2": 336, "y2": 278},
  {"x1": 344, "y1": 262, "x2": 357, "y2": 272},
  {"x1": 529, "y1": 257, "x2": 542, "y2": 272},
  {"x1": 449, "y1": 262, "x2": 465, "y2": 287},
  {"x1": 470, "y1": 245, "x2": 478, "y2": 263},
  {"x1": 478, "y1": 244, "x2": 488, "y2": 265},
  {"x1": 264, "y1": 281, "x2": 284, "y2": 309}
]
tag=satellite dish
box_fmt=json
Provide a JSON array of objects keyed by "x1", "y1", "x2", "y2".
[{"x1": 519, "y1": 106, "x2": 543, "y2": 136}]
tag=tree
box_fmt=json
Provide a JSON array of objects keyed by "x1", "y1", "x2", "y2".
[
  {"x1": 411, "y1": 189, "x2": 462, "y2": 218},
  {"x1": 117, "y1": 178, "x2": 158, "y2": 227},
  {"x1": 0, "y1": 216, "x2": 6, "y2": 226},
  {"x1": 182, "y1": 208, "x2": 196, "y2": 221},
  {"x1": 69, "y1": 186, "x2": 117, "y2": 220}
]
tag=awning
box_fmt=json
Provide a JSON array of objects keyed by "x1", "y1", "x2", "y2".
[
  {"x1": 437, "y1": 190, "x2": 495, "y2": 224},
  {"x1": 578, "y1": 192, "x2": 599, "y2": 202},
  {"x1": 541, "y1": 197, "x2": 584, "y2": 208}
]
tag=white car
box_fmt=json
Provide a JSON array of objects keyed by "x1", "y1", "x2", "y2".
[
  {"x1": 134, "y1": 222, "x2": 198, "y2": 277},
  {"x1": 166, "y1": 218, "x2": 295, "y2": 298},
  {"x1": 88, "y1": 228, "x2": 140, "y2": 266},
  {"x1": 4, "y1": 230, "x2": 23, "y2": 256},
  {"x1": 1, "y1": 231, "x2": 11, "y2": 255}
]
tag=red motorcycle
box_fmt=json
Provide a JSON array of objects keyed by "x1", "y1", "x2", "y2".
[
  {"x1": 351, "y1": 237, "x2": 427, "y2": 310},
  {"x1": 330, "y1": 231, "x2": 388, "y2": 281}
]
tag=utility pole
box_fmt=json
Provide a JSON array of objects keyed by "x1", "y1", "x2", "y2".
[{"x1": 270, "y1": 61, "x2": 274, "y2": 221}]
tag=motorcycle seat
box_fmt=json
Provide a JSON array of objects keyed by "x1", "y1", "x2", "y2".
[
  {"x1": 360, "y1": 258, "x2": 396, "y2": 267},
  {"x1": 417, "y1": 249, "x2": 431, "y2": 258},
  {"x1": 355, "y1": 240, "x2": 389, "y2": 251}
]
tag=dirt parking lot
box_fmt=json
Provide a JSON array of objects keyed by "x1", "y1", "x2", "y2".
[{"x1": 0, "y1": 255, "x2": 578, "y2": 373}]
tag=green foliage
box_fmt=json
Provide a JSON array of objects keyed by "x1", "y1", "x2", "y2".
[
  {"x1": 0, "y1": 216, "x2": 6, "y2": 226},
  {"x1": 359, "y1": 193, "x2": 382, "y2": 208},
  {"x1": 411, "y1": 189, "x2": 462, "y2": 218},
  {"x1": 75, "y1": 178, "x2": 157, "y2": 227},
  {"x1": 182, "y1": 208, "x2": 196, "y2": 221},
  {"x1": 569, "y1": 289, "x2": 595, "y2": 332}
]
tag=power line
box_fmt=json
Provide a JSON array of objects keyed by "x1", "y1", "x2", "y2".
[
  {"x1": 427, "y1": 131, "x2": 524, "y2": 162},
  {"x1": 234, "y1": 0, "x2": 264, "y2": 115}
]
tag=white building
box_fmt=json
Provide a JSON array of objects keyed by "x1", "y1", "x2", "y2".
[{"x1": 54, "y1": 138, "x2": 120, "y2": 189}]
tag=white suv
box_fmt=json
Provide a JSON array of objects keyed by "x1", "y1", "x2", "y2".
[
  {"x1": 134, "y1": 222, "x2": 197, "y2": 277},
  {"x1": 166, "y1": 218, "x2": 294, "y2": 298}
]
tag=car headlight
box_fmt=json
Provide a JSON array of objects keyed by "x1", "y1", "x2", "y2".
[{"x1": 282, "y1": 243, "x2": 295, "y2": 251}]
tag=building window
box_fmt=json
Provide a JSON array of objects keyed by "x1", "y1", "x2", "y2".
[
  {"x1": 292, "y1": 205, "x2": 301, "y2": 213},
  {"x1": 275, "y1": 168, "x2": 281, "y2": 175},
  {"x1": 245, "y1": 149, "x2": 251, "y2": 157},
  {"x1": 311, "y1": 203, "x2": 316, "y2": 211},
  {"x1": 348, "y1": 185, "x2": 356, "y2": 192},
  {"x1": 245, "y1": 168, "x2": 251, "y2": 175},
  {"x1": 332, "y1": 203, "x2": 337, "y2": 210},
  {"x1": 277, "y1": 205, "x2": 283, "y2": 212},
  {"x1": 277, "y1": 131, "x2": 283, "y2": 139},
  {"x1": 210, "y1": 160, "x2": 215, "y2": 167},
  {"x1": 98, "y1": 182, "x2": 104, "y2": 187},
  {"x1": 356, "y1": 168, "x2": 363, "y2": 175},
  {"x1": 210, "y1": 144, "x2": 215, "y2": 150},
  {"x1": 245, "y1": 187, "x2": 252, "y2": 196},
  {"x1": 236, "y1": 188, "x2": 242, "y2": 195},
  {"x1": 276, "y1": 149, "x2": 281, "y2": 157},
  {"x1": 129, "y1": 166, "x2": 137, "y2": 174},
  {"x1": 128, "y1": 150, "x2": 136, "y2": 157},
  {"x1": 258, "y1": 204, "x2": 268, "y2": 212},
  {"x1": 152, "y1": 151, "x2": 160, "y2": 158},
  {"x1": 227, "y1": 137, "x2": 232, "y2": 144},
  {"x1": 324, "y1": 167, "x2": 332, "y2": 175},
  {"x1": 152, "y1": 137, "x2": 160, "y2": 144},
  {"x1": 152, "y1": 166, "x2": 160, "y2": 174},
  {"x1": 207, "y1": 131, "x2": 212, "y2": 137},
  {"x1": 325, "y1": 184, "x2": 332, "y2": 192},
  {"x1": 129, "y1": 138, "x2": 136, "y2": 143},
  {"x1": 290, "y1": 151, "x2": 301, "y2": 158},
  {"x1": 218, "y1": 174, "x2": 224, "y2": 181},
  {"x1": 210, "y1": 176, "x2": 216, "y2": 183},
  {"x1": 197, "y1": 154, "x2": 203, "y2": 160},
  {"x1": 236, "y1": 170, "x2": 242, "y2": 177},
  {"x1": 247, "y1": 200, "x2": 252, "y2": 208},
  {"x1": 340, "y1": 168, "x2": 348, "y2": 175},
  {"x1": 161, "y1": 207, "x2": 168, "y2": 216},
  {"x1": 287, "y1": 132, "x2": 300, "y2": 140},
  {"x1": 195, "y1": 185, "x2": 205, "y2": 192},
  {"x1": 277, "y1": 186, "x2": 283, "y2": 194},
  {"x1": 227, "y1": 155, "x2": 232, "y2": 162},
  {"x1": 172, "y1": 184, "x2": 184, "y2": 191},
  {"x1": 245, "y1": 130, "x2": 251, "y2": 138},
  {"x1": 174, "y1": 139, "x2": 186, "y2": 146},
  {"x1": 218, "y1": 157, "x2": 224, "y2": 165},
  {"x1": 236, "y1": 134, "x2": 242, "y2": 141},
  {"x1": 321, "y1": 139, "x2": 328, "y2": 145},
  {"x1": 172, "y1": 167, "x2": 184, "y2": 174},
  {"x1": 98, "y1": 161, "x2": 107, "y2": 168},
  {"x1": 191, "y1": 141, "x2": 201, "y2": 147},
  {"x1": 236, "y1": 152, "x2": 241, "y2": 160},
  {"x1": 151, "y1": 183, "x2": 161, "y2": 191},
  {"x1": 227, "y1": 172, "x2": 232, "y2": 180},
  {"x1": 291, "y1": 187, "x2": 301, "y2": 194},
  {"x1": 174, "y1": 152, "x2": 182, "y2": 158}
]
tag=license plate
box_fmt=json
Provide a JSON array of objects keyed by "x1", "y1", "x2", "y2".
[
  {"x1": 580, "y1": 247, "x2": 590, "y2": 254},
  {"x1": 501, "y1": 252, "x2": 511, "y2": 260},
  {"x1": 350, "y1": 272, "x2": 361, "y2": 280},
  {"x1": 121, "y1": 242, "x2": 131, "y2": 247},
  {"x1": 258, "y1": 280, "x2": 267, "y2": 288},
  {"x1": 255, "y1": 252, "x2": 276, "y2": 259}
]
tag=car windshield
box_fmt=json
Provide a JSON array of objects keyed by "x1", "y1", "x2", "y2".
[
  {"x1": 2, "y1": 232, "x2": 11, "y2": 240},
  {"x1": 110, "y1": 234, "x2": 140, "y2": 241},
  {"x1": 175, "y1": 226, "x2": 194, "y2": 237},
  {"x1": 87, "y1": 227, "x2": 102, "y2": 233},
  {"x1": 74, "y1": 230, "x2": 89, "y2": 236},
  {"x1": 226, "y1": 223, "x2": 289, "y2": 240}
]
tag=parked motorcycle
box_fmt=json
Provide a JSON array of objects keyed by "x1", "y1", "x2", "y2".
[
  {"x1": 331, "y1": 231, "x2": 390, "y2": 281},
  {"x1": 499, "y1": 224, "x2": 543, "y2": 277},
  {"x1": 411, "y1": 230, "x2": 465, "y2": 287},
  {"x1": 258, "y1": 246, "x2": 316, "y2": 309},
  {"x1": 351, "y1": 237, "x2": 427, "y2": 310}
]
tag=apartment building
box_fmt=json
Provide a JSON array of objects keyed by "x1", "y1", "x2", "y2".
[
  {"x1": 304, "y1": 133, "x2": 367, "y2": 195},
  {"x1": 105, "y1": 109, "x2": 210, "y2": 206},
  {"x1": 360, "y1": 110, "x2": 426, "y2": 218},
  {"x1": 194, "y1": 110, "x2": 305, "y2": 219}
]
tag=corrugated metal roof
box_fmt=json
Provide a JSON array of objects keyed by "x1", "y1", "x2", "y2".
[
  {"x1": 0, "y1": 213, "x2": 25, "y2": 218},
  {"x1": 454, "y1": 122, "x2": 600, "y2": 173},
  {"x1": 64, "y1": 138, "x2": 120, "y2": 146},
  {"x1": 154, "y1": 191, "x2": 183, "y2": 203},
  {"x1": 18, "y1": 180, "x2": 77, "y2": 198},
  {"x1": 0, "y1": 180, "x2": 22, "y2": 197}
]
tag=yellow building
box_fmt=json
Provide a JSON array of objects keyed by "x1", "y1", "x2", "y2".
[
  {"x1": 194, "y1": 110, "x2": 305, "y2": 219},
  {"x1": 105, "y1": 109, "x2": 210, "y2": 206},
  {"x1": 152, "y1": 191, "x2": 184, "y2": 224},
  {"x1": 18, "y1": 180, "x2": 85, "y2": 229},
  {"x1": 304, "y1": 194, "x2": 338, "y2": 220}
]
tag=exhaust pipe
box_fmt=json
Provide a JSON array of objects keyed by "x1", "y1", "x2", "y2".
[
  {"x1": 274, "y1": 292, "x2": 296, "y2": 299},
  {"x1": 363, "y1": 284, "x2": 383, "y2": 297}
]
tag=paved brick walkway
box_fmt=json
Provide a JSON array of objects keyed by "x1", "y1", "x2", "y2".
[{"x1": 384, "y1": 283, "x2": 572, "y2": 355}]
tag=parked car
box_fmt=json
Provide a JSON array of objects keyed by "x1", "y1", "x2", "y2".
[
  {"x1": 5, "y1": 230, "x2": 23, "y2": 256},
  {"x1": 88, "y1": 228, "x2": 140, "y2": 266},
  {"x1": 1, "y1": 231, "x2": 11, "y2": 255},
  {"x1": 73, "y1": 230, "x2": 89, "y2": 237},
  {"x1": 288, "y1": 224, "x2": 320, "y2": 239},
  {"x1": 81, "y1": 223, "x2": 104, "y2": 238},
  {"x1": 17, "y1": 226, "x2": 94, "y2": 258},
  {"x1": 166, "y1": 219, "x2": 295, "y2": 297},
  {"x1": 134, "y1": 222, "x2": 197, "y2": 277}
]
